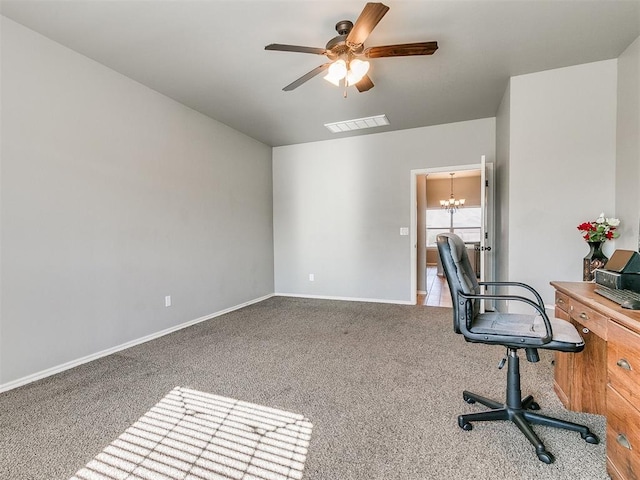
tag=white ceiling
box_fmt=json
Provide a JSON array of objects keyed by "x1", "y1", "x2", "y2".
[{"x1": 1, "y1": 1, "x2": 639, "y2": 147}]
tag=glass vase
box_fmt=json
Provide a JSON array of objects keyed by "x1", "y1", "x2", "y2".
[{"x1": 583, "y1": 241, "x2": 608, "y2": 281}]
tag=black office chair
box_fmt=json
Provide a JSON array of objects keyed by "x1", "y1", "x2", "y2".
[{"x1": 436, "y1": 233, "x2": 599, "y2": 464}]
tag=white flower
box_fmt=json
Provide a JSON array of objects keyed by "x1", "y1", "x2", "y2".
[
  {"x1": 595, "y1": 213, "x2": 605, "y2": 223},
  {"x1": 606, "y1": 217, "x2": 620, "y2": 227}
]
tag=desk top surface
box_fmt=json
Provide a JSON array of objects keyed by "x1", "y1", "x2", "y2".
[{"x1": 551, "y1": 281, "x2": 640, "y2": 333}]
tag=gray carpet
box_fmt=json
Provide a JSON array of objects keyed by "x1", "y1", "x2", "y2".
[
  {"x1": 0, "y1": 297, "x2": 607, "y2": 479},
  {"x1": 70, "y1": 386, "x2": 313, "y2": 480}
]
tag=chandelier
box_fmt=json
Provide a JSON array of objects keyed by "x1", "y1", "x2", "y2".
[{"x1": 440, "y1": 173, "x2": 465, "y2": 213}]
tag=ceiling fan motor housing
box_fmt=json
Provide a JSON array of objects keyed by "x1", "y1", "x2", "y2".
[
  {"x1": 335, "y1": 20, "x2": 353, "y2": 35},
  {"x1": 326, "y1": 20, "x2": 364, "y2": 58}
]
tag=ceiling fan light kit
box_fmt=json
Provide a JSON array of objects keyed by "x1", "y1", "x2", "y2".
[
  {"x1": 324, "y1": 59, "x2": 347, "y2": 86},
  {"x1": 323, "y1": 58, "x2": 370, "y2": 87},
  {"x1": 265, "y1": 2, "x2": 438, "y2": 94}
]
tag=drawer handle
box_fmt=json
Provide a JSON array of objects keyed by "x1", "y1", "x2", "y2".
[
  {"x1": 582, "y1": 328, "x2": 590, "y2": 334},
  {"x1": 558, "y1": 298, "x2": 565, "y2": 304},
  {"x1": 616, "y1": 434, "x2": 632, "y2": 450},
  {"x1": 579, "y1": 312, "x2": 588, "y2": 320},
  {"x1": 616, "y1": 358, "x2": 632, "y2": 371}
]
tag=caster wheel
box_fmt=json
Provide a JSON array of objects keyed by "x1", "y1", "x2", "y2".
[
  {"x1": 528, "y1": 401, "x2": 541, "y2": 410},
  {"x1": 458, "y1": 417, "x2": 473, "y2": 431},
  {"x1": 537, "y1": 450, "x2": 555, "y2": 464},
  {"x1": 463, "y1": 394, "x2": 476, "y2": 404},
  {"x1": 582, "y1": 432, "x2": 599, "y2": 444}
]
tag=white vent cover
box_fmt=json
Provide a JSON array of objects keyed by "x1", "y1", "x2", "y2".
[{"x1": 324, "y1": 114, "x2": 390, "y2": 133}]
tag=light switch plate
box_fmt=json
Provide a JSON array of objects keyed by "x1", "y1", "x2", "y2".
[{"x1": 400, "y1": 227, "x2": 409, "y2": 236}]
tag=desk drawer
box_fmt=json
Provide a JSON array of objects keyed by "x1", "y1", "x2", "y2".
[
  {"x1": 555, "y1": 291, "x2": 570, "y2": 314},
  {"x1": 607, "y1": 385, "x2": 640, "y2": 480},
  {"x1": 608, "y1": 321, "x2": 640, "y2": 405},
  {"x1": 570, "y1": 299, "x2": 608, "y2": 340}
]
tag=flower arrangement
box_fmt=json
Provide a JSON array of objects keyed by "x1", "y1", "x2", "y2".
[{"x1": 577, "y1": 213, "x2": 620, "y2": 242}]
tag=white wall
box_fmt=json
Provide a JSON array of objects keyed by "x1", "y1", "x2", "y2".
[
  {"x1": 615, "y1": 35, "x2": 640, "y2": 251},
  {"x1": 273, "y1": 118, "x2": 495, "y2": 303},
  {"x1": 0, "y1": 18, "x2": 274, "y2": 387},
  {"x1": 506, "y1": 60, "x2": 618, "y2": 308}
]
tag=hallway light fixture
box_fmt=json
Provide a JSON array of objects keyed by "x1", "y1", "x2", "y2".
[{"x1": 440, "y1": 173, "x2": 465, "y2": 213}]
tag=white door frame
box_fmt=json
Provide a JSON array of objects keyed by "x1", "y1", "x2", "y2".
[{"x1": 410, "y1": 162, "x2": 494, "y2": 305}]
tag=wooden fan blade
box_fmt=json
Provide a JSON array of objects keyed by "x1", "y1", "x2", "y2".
[
  {"x1": 365, "y1": 41, "x2": 438, "y2": 58},
  {"x1": 265, "y1": 44, "x2": 328, "y2": 55},
  {"x1": 355, "y1": 74, "x2": 374, "y2": 92},
  {"x1": 283, "y1": 63, "x2": 332, "y2": 91},
  {"x1": 346, "y1": 2, "x2": 390, "y2": 46}
]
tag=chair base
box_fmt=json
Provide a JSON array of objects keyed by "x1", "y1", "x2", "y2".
[{"x1": 458, "y1": 349, "x2": 599, "y2": 464}]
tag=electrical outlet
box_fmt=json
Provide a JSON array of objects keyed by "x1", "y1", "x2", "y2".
[
  {"x1": 165, "y1": 295, "x2": 172, "y2": 307},
  {"x1": 309, "y1": 273, "x2": 315, "y2": 281}
]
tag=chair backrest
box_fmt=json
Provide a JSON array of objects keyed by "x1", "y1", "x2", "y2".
[{"x1": 437, "y1": 233, "x2": 480, "y2": 333}]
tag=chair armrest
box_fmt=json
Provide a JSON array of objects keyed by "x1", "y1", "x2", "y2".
[
  {"x1": 457, "y1": 291, "x2": 553, "y2": 345},
  {"x1": 479, "y1": 281, "x2": 545, "y2": 310}
]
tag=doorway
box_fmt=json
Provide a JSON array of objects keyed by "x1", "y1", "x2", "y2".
[{"x1": 410, "y1": 160, "x2": 494, "y2": 305}]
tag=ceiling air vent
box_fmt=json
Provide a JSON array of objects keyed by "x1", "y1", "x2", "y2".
[{"x1": 324, "y1": 114, "x2": 390, "y2": 133}]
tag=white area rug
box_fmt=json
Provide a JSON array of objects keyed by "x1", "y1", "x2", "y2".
[{"x1": 70, "y1": 387, "x2": 313, "y2": 480}]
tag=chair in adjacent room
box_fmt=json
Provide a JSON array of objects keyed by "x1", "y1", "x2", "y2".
[{"x1": 436, "y1": 233, "x2": 599, "y2": 464}]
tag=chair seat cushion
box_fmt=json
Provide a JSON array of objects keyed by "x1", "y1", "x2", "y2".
[{"x1": 471, "y1": 312, "x2": 584, "y2": 350}]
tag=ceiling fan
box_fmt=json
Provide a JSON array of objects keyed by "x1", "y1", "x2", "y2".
[{"x1": 265, "y1": 2, "x2": 438, "y2": 93}]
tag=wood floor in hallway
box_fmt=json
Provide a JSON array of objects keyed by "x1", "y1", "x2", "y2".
[{"x1": 417, "y1": 266, "x2": 452, "y2": 307}]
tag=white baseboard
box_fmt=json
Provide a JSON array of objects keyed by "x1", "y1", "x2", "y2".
[
  {"x1": 275, "y1": 292, "x2": 413, "y2": 305},
  {"x1": 417, "y1": 290, "x2": 427, "y2": 295},
  {"x1": 0, "y1": 293, "x2": 274, "y2": 393}
]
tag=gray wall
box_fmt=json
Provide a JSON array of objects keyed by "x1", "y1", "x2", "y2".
[
  {"x1": 615, "y1": 36, "x2": 640, "y2": 251},
  {"x1": 0, "y1": 18, "x2": 274, "y2": 387},
  {"x1": 273, "y1": 118, "x2": 496, "y2": 303},
  {"x1": 499, "y1": 60, "x2": 618, "y2": 309},
  {"x1": 495, "y1": 81, "x2": 511, "y2": 311}
]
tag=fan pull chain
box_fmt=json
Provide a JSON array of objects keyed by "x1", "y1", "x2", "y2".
[{"x1": 343, "y1": 79, "x2": 348, "y2": 98}]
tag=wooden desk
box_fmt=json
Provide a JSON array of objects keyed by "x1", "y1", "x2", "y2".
[{"x1": 551, "y1": 281, "x2": 640, "y2": 480}]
